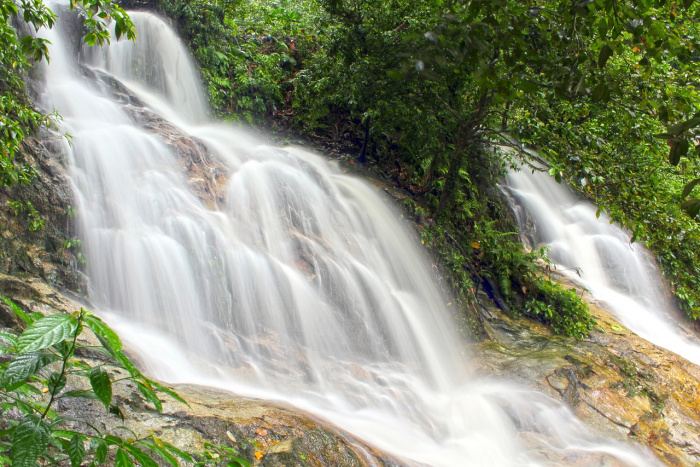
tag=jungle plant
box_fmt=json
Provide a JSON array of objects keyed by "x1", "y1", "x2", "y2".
[{"x1": 0, "y1": 297, "x2": 250, "y2": 466}]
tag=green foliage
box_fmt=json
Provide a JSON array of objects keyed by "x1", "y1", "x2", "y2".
[
  {"x1": 412, "y1": 199, "x2": 596, "y2": 339},
  {"x1": 157, "y1": 0, "x2": 320, "y2": 124},
  {"x1": 523, "y1": 280, "x2": 596, "y2": 340},
  {"x1": 0, "y1": 297, "x2": 250, "y2": 466},
  {"x1": 7, "y1": 200, "x2": 44, "y2": 231}
]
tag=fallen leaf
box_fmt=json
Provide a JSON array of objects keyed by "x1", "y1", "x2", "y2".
[
  {"x1": 255, "y1": 428, "x2": 268, "y2": 437},
  {"x1": 226, "y1": 430, "x2": 237, "y2": 443},
  {"x1": 255, "y1": 451, "x2": 264, "y2": 460}
]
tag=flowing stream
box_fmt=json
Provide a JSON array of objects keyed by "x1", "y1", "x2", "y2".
[
  {"x1": 36, "y1": 7, "x2": 658, "y2": 465},
  {"x1": 504, "y1": 166, "x2": 700, "y2": 367}
]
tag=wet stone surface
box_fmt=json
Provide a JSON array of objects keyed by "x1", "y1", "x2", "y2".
[{"x1": 473, "y1": 292, "x2": 700, "y2": 466}]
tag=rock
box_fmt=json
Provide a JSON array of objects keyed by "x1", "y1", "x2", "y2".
[
  {"x1": 0, "y1": 133, "x2": 84, "y2": 291},
  {"x1": 85, "y1": 67, "x2": 229, "y2": 210},
  {"x1": 473, "y1": 288, "x2": 700, "y2": 466}
]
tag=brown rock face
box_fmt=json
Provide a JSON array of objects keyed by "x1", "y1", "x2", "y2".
[
  {"x1": 474, "y1": 288, "x2": 700, "y2": 466},
  {"x1": 85, "y1": 66, "x2": 229, "y2": 209}
]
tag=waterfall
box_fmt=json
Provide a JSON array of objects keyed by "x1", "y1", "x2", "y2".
[
  {"x1": 505, "y1": 165, "x2": 700, "y2": 366},
  {"x1": 36, "y1": 7, "x2": 657, "y2": 465}
]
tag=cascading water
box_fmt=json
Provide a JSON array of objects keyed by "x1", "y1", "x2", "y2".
[
  {"x1": 36, "y1": 6, "x2": 658, "y2": 465},
  {"x1": 505, "y1": 165, "x2": 700, "y2": 367}
]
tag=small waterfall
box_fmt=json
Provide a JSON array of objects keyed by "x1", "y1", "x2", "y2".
[
  {"x1": 36, "y1": 5, "x2": 657, "y2": 465},
  {"x1": 505, "y1": 165, "x2": 700, "y2": 366}
]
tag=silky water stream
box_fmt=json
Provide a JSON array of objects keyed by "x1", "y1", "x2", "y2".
[
  {"x1": 36, "y1": 7, "x2": 658, "y2": 466},
  {"x1": 504, "y1": 166, "x2": 700, "y2": 367}
]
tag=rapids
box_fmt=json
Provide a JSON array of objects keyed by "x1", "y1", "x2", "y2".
[{"x1": 36, "y1": 6, "x2": 657, "y2": 465}]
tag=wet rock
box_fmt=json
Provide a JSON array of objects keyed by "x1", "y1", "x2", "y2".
[
  {"x1": 0, "y1": 134, "x2": 84, "y2": 291},
  {"x1": 474, "y1": 290, "x2": 700, "y2": 466},
  {"x1": 84, "y1": 67, "x2": 230, "y2": 210}
]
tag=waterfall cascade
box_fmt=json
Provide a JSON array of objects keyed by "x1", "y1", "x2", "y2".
[
  {"x1": 505, "y1": 165, "x2": 700, "y2": 367},
  {"x1": 36, "y1": 6, "x2": 658, "y2": 465}
]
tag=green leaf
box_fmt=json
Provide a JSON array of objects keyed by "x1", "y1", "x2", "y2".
[
  {"x1": 138, "y1": 439, "x2": 180, "y2": 466},
  {"x1": 17, "y1": 314, "x2": 77, "y2": 353},
  {"x1": 515, "y1": 80, "x2": 538, "y2": 93},
  {"x1": 11, "y1": 414, "x2": 50, "y2": 467},
  {"x1": 653, "y1": 132, "x2": 675, "y2": 139},
  {"x1": 0, "y1": 330, "x2": 18, "y2": 350},
  {"x1": 682, "y1": 179, "x2": 700, "y2": 199},
  {"x1": 84, "y1": 313, "x2": 122, "y2": 352},
  {"x1": 227, "y1": 458, "x2": 251, "y2": 467},
  {"x1": 92, "y1": 438, "x2": 108, "y2": 463},
  {"x1": 681, "y1": 116, "x2": 700, "y2": 132},
  {"x1": 591, "y1": 83, "x2": 609, "y2": 102},
  {"x1": 116, "y1": 448, "x2": 135, "y2": 467},
  {"x1": 386, "y1": 69, "x2": 403, "y2": 80},
  {"x1": 90, "y1": 366, "x2": 112, "y2": 409},
  {"x1": 161, "y1": 439, "x2": 196, "y2": 463},
  {"x1": 0, "y1": 351, "x2": 60, "y2": 390},
  {"x1": 123, "y1": 444, "x2": 160, "y2": 467},
  {"x1": 669, "y1": 140, "x2": 683, "y2": 166},
  {"x1": 598, "y1": 44, "x2": 613, "y2": 68},
  {"x1": 1, "y1": 296, "x2": 33, "y2": 324},
  {"x1": 682, "y1": 199, "x2": 700, "y2": 219},
  {"x1": 112, "y1": 350, "x2": 142, "y2": 379},
  {"x1": 48, "y1": 372, "x2": 67, "y2": 394},
  {"x1": 68, "y1": 433, "x2": 86, "y2": 467},
  {"x1": 150, "y1": 380, "x2": 188, "y2": 406},
  {"x1": 60, "y1": 389, "x2": 99, "y2": 400},
  {"x1": 109, "y1": 404, "x2": 125, "y2": 421},
  {"x1": 137, "y1": 381, "x2": 163, "y2": 413}
]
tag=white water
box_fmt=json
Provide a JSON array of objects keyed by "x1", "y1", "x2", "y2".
[
  {"x1": 505, "y1": 166, "x2": 700, "y2": 366},
  {"x1": 37, "y1": 7, "x2": 657, "y2": 465}
]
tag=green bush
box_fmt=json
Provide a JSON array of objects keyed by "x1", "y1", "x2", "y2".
[
  {"x1": 522, "y1": 280, "x2": 596, "y2": 340},
  {"x1": 0, "y1": 297, "x2": 250, "y2": 466}
]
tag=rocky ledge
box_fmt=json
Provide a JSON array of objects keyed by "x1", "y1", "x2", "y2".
[{"x1": 474, "y1": 278, "x2": 700, "y2": 466}]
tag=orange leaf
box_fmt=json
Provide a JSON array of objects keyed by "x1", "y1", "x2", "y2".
[
  {"x1": 255, "y1": 451, "x2": 264, "y2": 460},
  {"x1": 255, "y1": 428, "x2": 268, "y2": 437}
]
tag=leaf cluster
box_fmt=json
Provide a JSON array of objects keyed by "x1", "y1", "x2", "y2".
[{"x1": 0, "y1": 297, "x2": 250, "y2": 466}]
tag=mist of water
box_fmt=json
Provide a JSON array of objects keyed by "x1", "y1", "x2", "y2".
[{"x1": 37, "y1": 7, "x2": 657, "y2": 465}]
